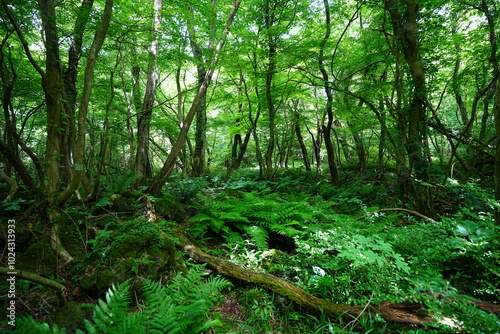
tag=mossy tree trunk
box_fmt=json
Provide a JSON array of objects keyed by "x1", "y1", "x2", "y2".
[
  {"x1": 182, "y1": 245, "x2": 436, "y2": 325},
  {"x1": 384, "y1": 0, "x2": 434, "y2": 217}
]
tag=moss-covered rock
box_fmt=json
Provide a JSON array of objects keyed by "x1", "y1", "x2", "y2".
[
  {"x1": 154, "y1": 194, "x2": 186, "y2": 222},
  {"x1": 110, "y1": 194, "x2": 134, "y2": 212},
  {"x1": 17, "y1": 242, "x2": 57, "y2": 276},
  {"x1": 75, "y1": 218, "x2": 183, "y2": 294}
]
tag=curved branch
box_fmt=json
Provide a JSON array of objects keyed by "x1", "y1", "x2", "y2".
[
  {"x1": 0, "y1": 0, "x2": 45, "y2": 79},
  {"x1": 0, "y1": 169, "x2": 18, "y2": 203},
  {"x1": 358, "y1": 207, "x2": 436, "y2": 222},
  {"x1": 0, "y1": 266, "x2": 66, "y2": 306}
]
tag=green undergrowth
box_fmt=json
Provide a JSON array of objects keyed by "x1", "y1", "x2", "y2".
[
  {"x1": 182, "y1": 173, "x2": 500, "y2": 332},
  {"x1": 16, "y1": 264, "x2": 230, "y2": 334},
  {"x1": 5, "y1": 172, "x2": 500, "y2": 333}
]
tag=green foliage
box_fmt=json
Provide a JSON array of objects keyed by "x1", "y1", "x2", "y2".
[
  {"x1": 1, "y1": 199, "x2": 26, "y2": 211},
  {"x1": 164, "y1": 176, "x2": 210, "y2": 203},
  {"x1": 99, "y1": 171, "x2": 140, "y2": 196},
  {"x1": 189, "y1": 191, "x2": 314, "y2": 249},
  {"x1": 16, "y1": 267, "x2": 230, "y2": 334},
  {"x1": 292, "y1": 228, "x2": 411, "y2": 304}
]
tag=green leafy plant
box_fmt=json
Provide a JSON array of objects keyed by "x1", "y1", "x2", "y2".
[
  {"x1": 189, "y1": 191, "x2": 316, "y2": 249},
  {"x1": 1, "y1": 198, "x2": 26, "y2": 211},
  {"x1": 293, "y1": 227, "x2": 412, "y2": 304},
  {"x1": 16, "y1": 266, "x2": 230, "y2": 333}
]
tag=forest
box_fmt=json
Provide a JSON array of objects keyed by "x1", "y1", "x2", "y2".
[{"x1": 0, "y1": 0, "x2": 500, "y2": 332}]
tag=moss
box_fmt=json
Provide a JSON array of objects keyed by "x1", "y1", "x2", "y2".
[
  {"x1": 109, "y1": 234, "x2": 147, "y2": 258},
  {"x1": 80, "y1": 268, "x2": 119, "y2": 292},
  {"x1": 17, "y1": 242, "x2": 57, "y2": 276},
  {"x1": 77, "y1": 220, "x2": 184, "y2": 293},
  {"x1": 110, "y1": 194, "x2": 134, "y2": 212},
  {"x1": 51, "y1": 301, "x2": 92, "y2": 332},
  {"x1": 58, "y1": 223, "x2": 87, "y2": 259},
  {"x1": 154, "y1": 194, "x2": 186, "y2": 222}
]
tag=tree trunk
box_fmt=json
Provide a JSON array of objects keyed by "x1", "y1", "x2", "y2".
[
  {"x1": 263, "y1": 0, "x2": 277, "y2": 181},
  {"x1": 134, "y1": 0, "x2": 162, "y2": 183},
  {"x1": 0, "y1": 140, "x2": 35, "y2": 189},
  {"x1": 319, "y1": 0, "x2": 340, "y2": 187},
  {"x1": 292, "y1": 106, "x2": 311, "y2": 172},
  {"x1": 183, "y1": 244, "x2": 439, "y2": 325},
  {"x1": 147, "y1": 0, "x2": 241, "y2": 197},
  {"x1": 384, "y1": 0, "x2": 432, "y2": 216},
  {"x1": 188, "y1": 3, "x2": 213, "y2": 177},
  {"x1": 58, "y1": 0, "x2": 113, "y2": 206},
  {"x1": 60, "y1": 0, "x2": 95, "y2": 187},
  {"x1": 185, "y1": 3, "x2": 219, "y2": 176}
]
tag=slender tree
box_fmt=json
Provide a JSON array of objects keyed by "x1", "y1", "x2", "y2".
[{"x1": 147, "y1": 0, "x2": 242, "y2": 196}]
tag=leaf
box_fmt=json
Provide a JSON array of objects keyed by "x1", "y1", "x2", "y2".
[
  {"x1": 244, "y1": 225, "x2": 269, "y2": 249},
  {"x1": 219, "y1": 211, "x2": 250, "y2": 222}
]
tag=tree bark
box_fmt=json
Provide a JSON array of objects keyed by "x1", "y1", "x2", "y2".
[
  {"x1": 384, "y1": 0, "x2": 432, "y2": 216},
  {"x1": 291, "y1": 101, "x2": 311, "y2": 172},
  {"x1": 38, "y1": 0, "x2": 64, "y2": 204},
  {"x1": 188, "y1": 4, "x2": 212, "y2": 177},
  {"x1": 60, "y1": 0, "x2": 95, "y2": 186},
  {"x1": 58, "y1": 0, "x2": 113, "y2": 206},
  {"x1": 494, "y1": 71, "x2": 500, "y2": 225},
  {"x1": 134, "y1": 0, "x2": 162, "y2": 183},
  {"x1": 147, "y1": 0, "x2": 242, "y2": 196},
  {"x1": 0, "y1": 169, "x2": 18, "y2": 203},
  {"x1": 0, "y1": 140, "x2": 35, "y2": 189},
  {"x1": 183, "y1": 244, "x2": 437, "y2": 325},
  {"x1": 319, "y1": 0, "x2": 340, "y2": 187}
]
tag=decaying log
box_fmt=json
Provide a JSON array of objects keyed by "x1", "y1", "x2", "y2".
[{"x1": 183, "y1": 245, "x2": 434, "y2": 325}]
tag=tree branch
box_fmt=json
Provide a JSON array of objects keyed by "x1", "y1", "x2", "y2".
[
  {"x1": 0, "y1": 266, "x2": 66, "y2": 306},
  {"x1": 358, "y1": 208, "x2": 436, "y2": 222}
]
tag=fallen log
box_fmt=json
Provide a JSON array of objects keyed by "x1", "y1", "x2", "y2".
[{"x1": 182, "y1": 244, "x2": 434, "y2": 325}]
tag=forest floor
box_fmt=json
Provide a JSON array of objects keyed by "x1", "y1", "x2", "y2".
[{"x1": 1, "y1": 169, "x2": 500, "y2": 333}]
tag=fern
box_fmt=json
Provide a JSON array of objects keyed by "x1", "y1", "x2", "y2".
[
  {"x1": 84, "y1": 279, "x2": 133, "y2": 334},
  {"x1": 16, "y1": 267, "x2": 230, "y2": 334},
  {"x1": 189, "y1": 191, "x2": 313, "y2": 248},
  {"x1": 16, "y1": 318, "x2": 67, "y2": 334}
]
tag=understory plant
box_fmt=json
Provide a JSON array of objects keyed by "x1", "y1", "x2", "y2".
[
  {"x1": 188, "y1": 191, "x2": 317, "y2": 249},
  {"x1": 16, "y1": 265, "x2": 230, "y2": 334}
]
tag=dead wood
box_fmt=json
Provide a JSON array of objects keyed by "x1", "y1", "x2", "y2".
[
  {"x1": 0, "y1": 266, "x2": 66, "y2": 306},
  {"x1": 182, "y1": 244, "x2": 434, "y2": 325},
  {"x1": 357, "y1": 208, "x2": 436, "y2": 222}
]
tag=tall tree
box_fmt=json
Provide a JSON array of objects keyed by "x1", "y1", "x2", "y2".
[
  {"x1": 188, "y1": 2, "x2": 216, "y2": 177},
  {"x1": 147, "y1": 0, "x2": 242, "y2": 196},
  {"x1": 384, "y1": 0, "x2": 433, "y2": 216},
  {"x1": 134, "y1": 0, "x2": 163, "y2": 183},
  {"x1": 318, "y1": 0, "x2": 341, "y2": 187}
]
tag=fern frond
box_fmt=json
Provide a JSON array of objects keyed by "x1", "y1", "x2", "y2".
[
  {"x1": 85, "y1": 279, "x2": 135, "y2": 333},
  {"x1": 16, "y1": 317, "x2": 66, "y2": 334},
  {"x1": 244, "y1": 225, "x2": 270, "y2": 249}
]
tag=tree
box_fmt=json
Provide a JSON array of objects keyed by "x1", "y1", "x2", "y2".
[
  {"x1": 147, "y1": 0, "x2": 242, "y2": 196},
  {"x1": 2, "y1": 0, "x2": 113, "y2": 265},
  {"x1": 383, "y1": 0, "x2": 433, "y2": 216},
  {"x1": 133, "y1": 0, "x2": 163, "y2": 184}
]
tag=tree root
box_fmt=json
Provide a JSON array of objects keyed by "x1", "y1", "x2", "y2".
[
  {"x1": 49, "y1": 224, "x2": 74, "y2": 268},
  {"x1": 0, "y1": 169, "x2": 18, "y2": 204},
  {"x1": 0, "y1": 266, "x2": 66, "y2": 306}
]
